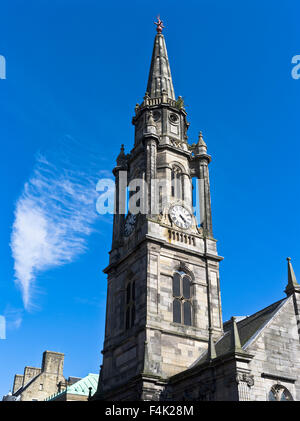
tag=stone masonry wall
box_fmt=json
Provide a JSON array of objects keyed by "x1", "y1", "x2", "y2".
[{"x1": 246, "y1": 296, "x2": 300, "y2": 401}]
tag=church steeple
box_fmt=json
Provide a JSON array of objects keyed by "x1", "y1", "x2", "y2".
[
  {"x1": 146, "y1": 18, "x2": 175, "y2": 100},
  {"x1": 97, "y1": 19, "x2": 223, "y2": 401}
]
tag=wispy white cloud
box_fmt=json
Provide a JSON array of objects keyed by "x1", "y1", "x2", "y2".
[{"x1": 10, "y1": 136, "x2": 113, "y2": 309}]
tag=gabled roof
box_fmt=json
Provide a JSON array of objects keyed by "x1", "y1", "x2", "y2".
[
  {"x1": 191, "y1": 297, "x2": 289, "y2": 368},
  {"x1": 66, "y1": 373, "x2": 98, "y2": 395}
]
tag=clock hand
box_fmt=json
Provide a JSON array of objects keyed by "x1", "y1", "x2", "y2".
[{"x1": 179, "y1": 214, "x2": 187, "y2": 223}]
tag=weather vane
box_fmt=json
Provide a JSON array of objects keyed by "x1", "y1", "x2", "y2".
[{"x1": 154, "y1": 16, "x2": 164, "y2": 33}]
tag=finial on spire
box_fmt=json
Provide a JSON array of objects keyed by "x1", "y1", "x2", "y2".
[
  {"x1": 116, "y1": 144, "x2": 126, "y2": 166},
  {"x1": 230, "y1": 317, "x2": 244, "y2": 353},
  {"x1": 285, "y1": 257, "x2": 300, "y2": 295},
  {"x1": 154, "y1": 16, "x2": 164, "y2": 33},
  {"x1": 194, "y1": 130, "x2": 209, "y2": 157},
  {"x1": 198, "y1": 131, "x2": 207, "y2": 146}
]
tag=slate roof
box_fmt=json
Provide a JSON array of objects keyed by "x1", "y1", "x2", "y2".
[{"x1": 191, "y1": 297, "x2": 288, "y2": 368}]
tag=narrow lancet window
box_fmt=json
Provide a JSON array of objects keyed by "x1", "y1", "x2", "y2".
[
  {"x1": 171, "y1": 166, "x2": 184, "y2": 200},
  {"x1": 172, "y1": 271, "x2": 192, "y2": 326}
]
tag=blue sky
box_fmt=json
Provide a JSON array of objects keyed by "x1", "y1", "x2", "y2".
[{"x1": 0, "y1": 0, "x2": 300, "y2": 397}]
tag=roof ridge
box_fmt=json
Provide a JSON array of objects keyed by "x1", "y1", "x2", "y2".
[
  {"x1": 236, "y1": 297, "x2": 287, "y2": 327},
  {"x1": 243, "y1": 296, "x2": 291, "y2": 350}
]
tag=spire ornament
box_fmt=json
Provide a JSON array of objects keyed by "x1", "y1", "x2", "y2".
[
  {"x1": 175, "y1": 96, "x2": 184, "y2": 109},
  {"x1": 146, "y1": 18, "x2": 175, "y2": 99},
  {"x1": 116, "y1": 144, "x2": 126, "y2": 167},
  {"x1": 194, "y1": 130, "x2": 210, "y2": 158},
  {"x1": 198, "y1": 131, "x2": 207, "y2": 147},
  {"x1": 145, "y1": 111, "x2": 157, "y2": 135},
  {"x1": 154, "y1": 16, "x2": 164, "y2": 33},
  {"x1": 229, "y1": 317, "x2": 245, "y2": 354},
  {"x1": 285, "y1": 257, "x2": 300, "y2": 295}
]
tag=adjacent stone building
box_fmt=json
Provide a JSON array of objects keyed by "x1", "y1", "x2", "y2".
[
  {"x1": 93, "y1": 21, "x2": 300, "y2": 401},
  {"x1": 2, "y1": 351, "x2": 98, "y2": 402},
  {"x1": 2, "y1": 351, "x2": 98, "y2": 401},
  {"x1": 3, "y1": 351, "x2": 66, "y2": 401}
]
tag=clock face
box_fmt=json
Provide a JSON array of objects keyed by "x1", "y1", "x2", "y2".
[
  {"x1": 124, "y1": 213, "x2": 136, "y2": 236},
  {"x1": 170, "y1": 205, "x2": 192, "y2": 229}
]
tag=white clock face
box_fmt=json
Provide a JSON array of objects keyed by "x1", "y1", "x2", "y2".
[
  {"x1": 170, "y1": 205, "x2": 192, "y2": 229},
  {"x1": 124, "y1": 213, "x2": 136, "y2": 236}
]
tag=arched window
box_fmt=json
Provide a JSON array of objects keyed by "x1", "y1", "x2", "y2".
[
  {"x1": 268, "y1": 385, "x2": 293, "y2": 401},
  {"x1": 171, "y1": 165, "x2": 183, "y2": 200},
  {"x1": 125, "y1": 280, "x2": 136, "y2": 330},
  {"x1": 172, "y1": 271, "x2": 192, "y2": 326}
]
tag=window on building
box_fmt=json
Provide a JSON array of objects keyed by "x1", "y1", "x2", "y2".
[
  {"x1": 268, "y1": 385, "x2": 293, "y2": 401},
  {"x1": 125, "y1": 280, "x2": 136, "y2": 329},
  {"x1": 172, "y1": 271, "x2": 192, "y2": 326},
  {"x1": 171, "y1": 166, "x2": 183, "y2": 200},
  {"x1": 39, "y1": 384, "x2": 43, "y2": 391}
]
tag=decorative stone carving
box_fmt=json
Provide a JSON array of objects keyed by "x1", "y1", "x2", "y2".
[
  {"x1": 169, "y1": 113, "x2": 179, "y2": 124},
  {"x1": 235, "y1": 373, "x2": 254, "y2": 387},
  {"x1": 170, "y1": 138, "x2": 182, "y2": 148}
]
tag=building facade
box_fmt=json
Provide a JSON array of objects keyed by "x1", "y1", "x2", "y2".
[
  {"x1": 3, "y1": 351, "x2": 66, "y2": 401},
  {"x1": 93, "y1": 21, "x2": 300, "y2": 401}
]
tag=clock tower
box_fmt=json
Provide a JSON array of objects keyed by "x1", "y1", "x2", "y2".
[{"x1": 95, "y1": 20, "x2": 223, "y2": 401}]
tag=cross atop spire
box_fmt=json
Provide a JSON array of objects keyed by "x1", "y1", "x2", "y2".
[
  {"x1": 154, "y1": 16, "x2": 164, "y2": 33},
  {"x1": 146, "y1": 19, "x2": 175, "y2": 100}
]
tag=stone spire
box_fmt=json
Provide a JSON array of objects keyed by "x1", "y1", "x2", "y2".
[
  {"x1": 195, "y1": 131, "x2": 208, "y2": 156},
  {"x1": 229, "y1": 317, "x2": 244, "y2": 354},
  {"x1": 146, "y1": 21, "x2": 175, "y2": 100},
  {"x1": 285, "y1": 257, "x2": 300, "y2": 295},
  {"x1": 116, "y1": 144, "x2": 126, "y2": 167}
]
